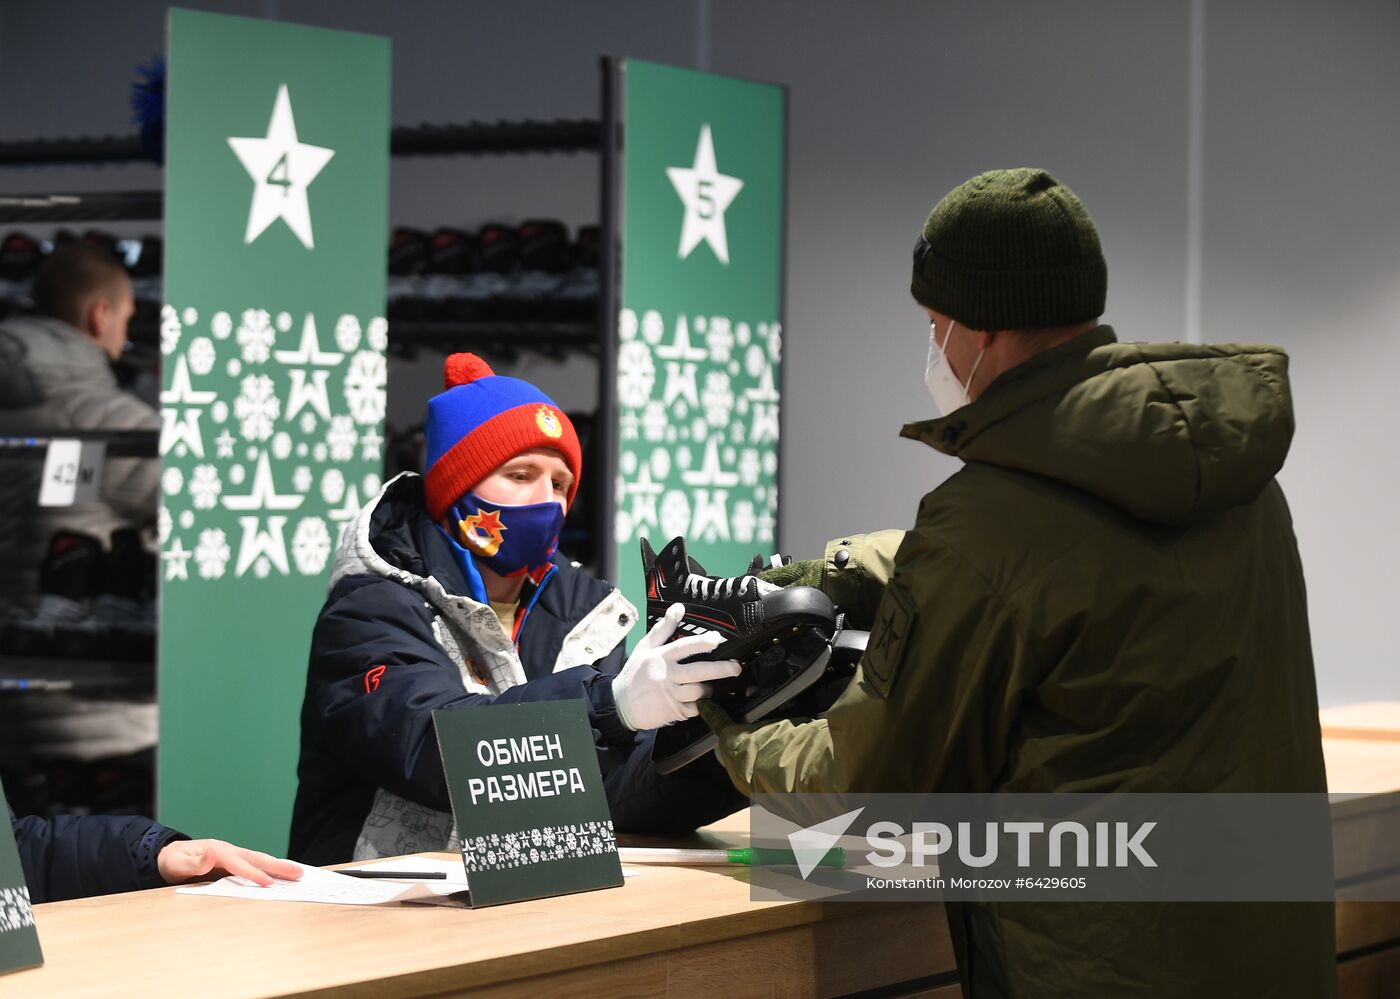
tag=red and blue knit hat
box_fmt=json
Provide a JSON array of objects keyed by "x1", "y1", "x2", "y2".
[{"x1": 423, "y1": 353, "x2": 581, "y2": 521}]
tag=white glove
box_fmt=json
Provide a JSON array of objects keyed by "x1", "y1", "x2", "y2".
[{"x1": 612, "y1": 603, "x2": 742, "y2": 731}]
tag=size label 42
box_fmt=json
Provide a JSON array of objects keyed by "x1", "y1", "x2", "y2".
[{"x1": 38, "y1": 439, "x2": 106, "y2": 507}]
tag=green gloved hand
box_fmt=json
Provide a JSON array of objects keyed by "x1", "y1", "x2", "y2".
[
  {"x1": 697, "y1": 699, "x2": 736, "y2": 735},
  {"x1": 758, "y1": 559, "x2": 823, "y2": 589}
]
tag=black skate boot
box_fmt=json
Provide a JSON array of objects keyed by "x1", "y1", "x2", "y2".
[
  {"x1": 640, "y1": 536, "x2": 838, "y2": 773},
  {"x1": 3, "y1": 530, "x2": 102, "y2": 658}
]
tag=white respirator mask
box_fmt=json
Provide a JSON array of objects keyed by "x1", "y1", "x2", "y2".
[{"x1": 924, "y1": 318, "x2": 985, "y2": 416}]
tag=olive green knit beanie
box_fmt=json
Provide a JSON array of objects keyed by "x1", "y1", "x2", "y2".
[{"x1": 910, "y1": 168, "x2": 1107, "y2": 331}]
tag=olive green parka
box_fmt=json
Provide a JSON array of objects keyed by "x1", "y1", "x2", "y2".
[{"x1": 711, "y1": 326, "x2": 1336, "y2": 998}]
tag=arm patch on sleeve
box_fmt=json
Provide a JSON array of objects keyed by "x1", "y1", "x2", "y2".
[{"x1": 862, "y1": 581, "x2": 915, "y2": 699}]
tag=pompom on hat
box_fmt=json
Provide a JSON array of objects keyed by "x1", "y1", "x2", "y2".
[{"x1": 423, "y1": 353, "x2": 581, "y2": 521}]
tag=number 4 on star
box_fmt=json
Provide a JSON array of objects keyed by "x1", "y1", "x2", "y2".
[{"x1": 227, "y1": 84, "x2": 335, "y2": 250}]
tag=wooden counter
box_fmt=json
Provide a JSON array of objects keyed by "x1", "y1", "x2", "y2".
[
  {"x1": 1324, "y1": 702, "x2": 1400, "y2": 999},
  {"x1": 7, "y1": 705, "x2": 1399, "y2": 998},
  {"x1": 11, "y1": 812, "x2": 956, "y2": 998}
]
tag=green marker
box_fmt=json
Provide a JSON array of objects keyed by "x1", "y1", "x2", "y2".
[{"x1": 618, "y1": 846, "x2": 847, "y2": 868}]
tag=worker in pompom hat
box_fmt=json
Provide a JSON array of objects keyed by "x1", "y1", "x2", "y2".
[{"x1": 290, "y1": 353, "x2": 745, "y2": 864}]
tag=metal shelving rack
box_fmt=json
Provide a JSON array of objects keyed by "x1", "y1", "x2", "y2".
[{"x1": 0, "y1": 110, "x2": 620, "y2": 570}]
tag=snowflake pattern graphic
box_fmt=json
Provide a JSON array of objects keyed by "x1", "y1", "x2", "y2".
[
  {"x1": 161, "y1": 303, "x2": 386, "y2": 587},
  {"x1": 195, "y1": 529, "x2": 232, "y2": 580},
  {"x1": 160, "y1": 305, "x2": 182, "y2": 356},
  {"x1": 732, "y1": 500, "x2": 757, "y2": 544},
  {"x1": 343, "y1": 351, "x2": 387, "y2": 425},
  {"x1": 188, "y1": 464, "x2": 222, "y2": 510},
  {"x1": 234, "y1": 373, "x2": 281, "y2": 441},
  {"x1": 187, "y1": 336, "x2": 217, "y2": 376},
  {"x1": 660, "y1": 490, "x2": 691, "y2": 539},
  {"x1": 366, "y1": 316, "x2": 389, "y2": 352},
  {"x1": 617, "y1": 341, "x2": 656, "y2": 408},
  {"x1": 612, "y1": 305, "x2": 781, "y2": 552},
  {"x1": 766, "y1": 321, "x2": 783, "y2": 364},
  {"x1": 701, "y1": 370, "x2": 733, "y2": 427},
  {"x1": 641, "y1": 310, "x2": 665, "y2": 345},
  {"x1": 462, "y1": 820, "x2": 616, "y2": 873},
  {"x1": 236, "y1": 308, "x2": 276, "y2": 364},
  {"x1": 641, "y1": 401, "x2": 668, "y2": 442},
  {"x1": 320, "y1": 467, "x2": 346, "y2": 504},
  {"x1": 291, "y1": 517, "x2": 332, "y2": 575},
  {"x1": 326, "y1": 415, "x2": 358, "y2": 461},
  {"x1": 334, "y1": 314, "x2": 362, "y2": 353},
  {"x1": 0, "y1": 886, "x2": 35, "y2": 932},
  {"x1": 618, "y1": 308, "x2": 639, "y2": 342},
  {"x1": 739, "y1": 448, "x2": 761, "y2": 487},
  {"x1": 706, "y1": 316, "x2": 734, "y2": 363},
  {"x1": 744, "y1": 343, "x2": 767, "y2": 379}
]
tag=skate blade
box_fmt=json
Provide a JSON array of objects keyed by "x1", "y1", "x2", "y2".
[{"x1": 651, "y1": 644, "x2": 833, "y2": 776}]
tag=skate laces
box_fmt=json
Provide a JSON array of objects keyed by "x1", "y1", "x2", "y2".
[
  {"x1": 679, "y1": 572, "x2": 779, "y2": 600},
  {"x1": 682, "y1": 574, "x2": 750, "y2": 601}
]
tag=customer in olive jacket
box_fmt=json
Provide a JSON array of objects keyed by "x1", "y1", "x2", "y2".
[{"x1": 705, "y1": 170, "x2": 1335, "y2": 998}]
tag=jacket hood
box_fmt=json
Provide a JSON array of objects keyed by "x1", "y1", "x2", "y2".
[
  {"x1": 0, "y1": 315, "x2": 110, "y2": 410},
  {"x1": 902, "y1": 326, "x2": 1295, "y2": 526}
]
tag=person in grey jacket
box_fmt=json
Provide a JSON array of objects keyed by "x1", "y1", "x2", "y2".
[{"x1": 0, "y1": 244, "x2": 158, "y2": 768}]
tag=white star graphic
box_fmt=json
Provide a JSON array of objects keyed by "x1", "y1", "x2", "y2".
[
  {"x1": 227, "y1": 85, "x2": 335, "y2": 249},
  {"x1": 158, "y1": 356, "x2": 217, "y2": 458},
  {"x1": 274, "y1": 314, "x2": 343, "y2": 366},
  {"x1": 222, "y1": 452, "x2": 304, "y2": 512},
  {"x1": 681, "y1": 438, "x2": 740, "y2": 488},
  {"x1": 163, "y1": 538, "x2": 193, "y2": 582},
  {"x1": 666, "y1": 124, "x2": 744, "y2": 265},
  {"x1": 358, "y1": 427, "x2": 384, "y2": 461}
]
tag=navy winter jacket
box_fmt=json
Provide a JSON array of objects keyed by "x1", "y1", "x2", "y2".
[
  {"x1": 9, "y1": 811, "x2": 186, "y2": 904},
  {"x1": 289, "y1": 475, "x2": 744, "y2": 864}
]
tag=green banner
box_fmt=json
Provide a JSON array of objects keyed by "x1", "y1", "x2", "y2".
[
  {"x1": 160, "y1": 9, "x2": 389, "y2": 852},
  {"x1": 0, "y1": 780, "x2": 43, "y2": 975},
  {"x1": 614, "y1": 60, "x2": 786, "y2": 619},
  {"x1": 435, "y1": 701, "x2": 623, "y2": 907}
]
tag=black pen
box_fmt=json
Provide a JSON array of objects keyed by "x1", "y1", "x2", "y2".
[{"x1": 339, "y1": 869, "x2": 449, "y2": 879}]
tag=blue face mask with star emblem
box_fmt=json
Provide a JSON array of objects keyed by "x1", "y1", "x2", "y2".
[{"x1": 443, "y1": 492, "x2": 565, "y2": 580}]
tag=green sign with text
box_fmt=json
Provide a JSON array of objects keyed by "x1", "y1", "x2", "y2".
[
  {"x1": 160, "y1": 8, "x2": 389, "y2": 851},
  {"x1": 0, "y1": 779, "x2": 43, "y2": 976},
  {"x1": 614, "y1": 60, "x2": 786, "y2": 622},
  {"x1": 434, "y1": 701, "x2": 623, "y2": 907}
]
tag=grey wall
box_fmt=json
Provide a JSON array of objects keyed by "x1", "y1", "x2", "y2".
[{"x1": 1, "y1": 0, "x2": 1394, "y2": 705}]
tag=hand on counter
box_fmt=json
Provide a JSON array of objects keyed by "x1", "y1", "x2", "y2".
[{"x1": 158, "y1": 839, "x2": 304, "y2": 887}]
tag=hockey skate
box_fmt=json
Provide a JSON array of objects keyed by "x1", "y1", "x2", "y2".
[{"x1": 639, "y1": 536, "x2": 839, "y2": 774}]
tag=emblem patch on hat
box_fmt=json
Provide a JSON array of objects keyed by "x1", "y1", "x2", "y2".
[
  {"x1": 535, "y1": 406, "x2": 564, "y2": 439},
  {"x1": 459, "y1": 508, "x2": 507, "y2": 556}
]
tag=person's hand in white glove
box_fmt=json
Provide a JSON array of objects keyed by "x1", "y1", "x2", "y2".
[{"x1": 612, "y1": 603, "x2": 742, "y2": 731}]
